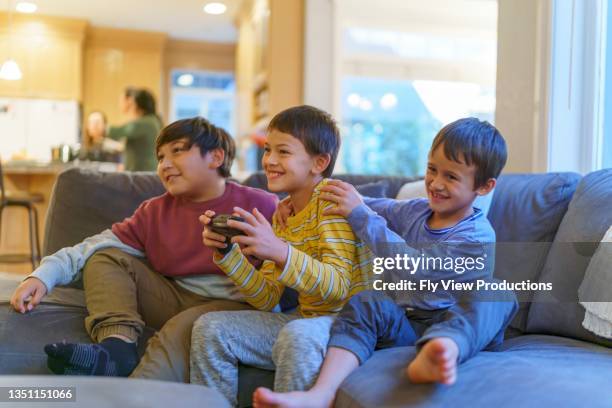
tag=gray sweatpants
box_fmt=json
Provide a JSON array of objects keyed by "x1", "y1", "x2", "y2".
[{"x1": 190, "y1": 310, "x2": 334, "y2": 407}]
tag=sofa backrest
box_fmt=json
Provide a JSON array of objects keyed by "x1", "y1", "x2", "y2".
[
  {"x1": 241, "y1": 172, "x2": 417, "y2": 199},
  {"x1": 43, "y1": 168, "x2": 164, "y2": 256},
  {"x1": 526, "y1": 169, "x2": 612, "y2": 347},
  {"x1": 486, "y1": 172, "x2": 582, "y2": 333},
  {"x1": 44, "y1": 169, "x2": 417, "y2": 256}
]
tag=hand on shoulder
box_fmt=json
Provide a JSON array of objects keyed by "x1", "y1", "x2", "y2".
[{"x1": 320, "y1": 179, "x2": 364, "y2": 218}]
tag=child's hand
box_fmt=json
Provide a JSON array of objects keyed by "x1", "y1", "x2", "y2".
[
  {"x1": 200, "y1": 210, "x2": 230, "y2": 252},
  {"x1": 10, "y1": 277, "x2": 47, "y2": 313},
  {"x1": 320, "y1": 179, "x2": 364, "y2": 217},
  {"x1": 229, "y1": 207, "x2": 289, "y2": 266},
  {"x1": 273, "y1": 197, "x2": 294, "y2": 229}
]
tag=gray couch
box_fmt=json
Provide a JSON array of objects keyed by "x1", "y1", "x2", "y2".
[{"x1": 1, "y1": 167, "x2": 611, "y2": 407}]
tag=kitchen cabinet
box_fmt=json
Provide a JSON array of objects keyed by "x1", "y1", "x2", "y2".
[{"x1": 0, "y1": 13, "x2": 86, "y2": 101}]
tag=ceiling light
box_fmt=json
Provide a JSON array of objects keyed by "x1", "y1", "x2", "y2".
[
  {"x1": 16, "y1": 1, "x2": 37, "y2": 13},
  {"x1": 0, "y1": 59, "x2": 23, "y2": 81},
  {"x1": 2, "y1": 1, "x2": 23, "y2": 81},
  {"x1": 177, "y1": 74, "x2": 194, "y2": 87},
  {"x1": 203, "y1": 2, "x2": 227, "y2": 15}
]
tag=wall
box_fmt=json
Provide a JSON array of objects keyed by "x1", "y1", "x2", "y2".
[
  {"x1": 303, "y1": 0, "x2": 334, "y2": 113},
  {"x1": 234, "y1": 0, "x2": 304, "y2": 136},
  {"x1": 495, "y1": 0, "x2": 551, "y2": 173},
  {"x1": 82, "y1": 27, "x2": 166, "y2": 125},
  {"x1": 267, "y1": 0, "x2": 304, "y2": 116}
]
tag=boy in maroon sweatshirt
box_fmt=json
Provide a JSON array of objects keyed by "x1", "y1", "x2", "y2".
[{"x1": 10, "y1": 117, "x2": 277, "y2": 381}]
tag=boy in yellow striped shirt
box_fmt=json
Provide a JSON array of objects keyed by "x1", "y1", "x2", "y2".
[{"x1": 190, "y1": 105, "x2": 373, "y2": 406}]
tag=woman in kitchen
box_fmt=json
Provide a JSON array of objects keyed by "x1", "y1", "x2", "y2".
[
  {"x1": 80, "y1": 111, "x2": 122, "y2": 164},
  {"x1": 107, "y1": 87, "x2": 162, "y2": 171}
]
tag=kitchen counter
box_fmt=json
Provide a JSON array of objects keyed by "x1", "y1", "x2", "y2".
[{"x1": 0, "y1": 160, "x2": 121, "y2": 274}]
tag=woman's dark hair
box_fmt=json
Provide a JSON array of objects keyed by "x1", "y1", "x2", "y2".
[
  {"x1": 125, "y1": 87, "x2": 157, "y2": 116},
  {"x1": 156, "y1": 116, "x2": 236, "y2": 177}
]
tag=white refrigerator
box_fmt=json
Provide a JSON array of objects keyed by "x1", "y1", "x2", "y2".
[{"x1": 0, "y1": 97, "x2": 80, "y2": 162}]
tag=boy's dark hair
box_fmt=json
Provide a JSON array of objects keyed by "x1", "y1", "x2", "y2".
[
  {"x1": 156, "y1": 117, "x2": 236, "y2": 178},
  {"x1": 268, "y1": 105, "x2": 340, "y2": 178},
  {"x1": 431, "y1": 118, "x2": 507, "y2": 188}
]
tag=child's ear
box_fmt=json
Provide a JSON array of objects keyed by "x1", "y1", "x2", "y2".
[
  {"x1": 208, "y1": 148, "x2": 226, "y2": 169},
  {"x1": 475, "y1": 178, "x2": 496, "y2": 196},
  {"x1": 312, "y1": 154, "x2": 331, "y2": 176}
]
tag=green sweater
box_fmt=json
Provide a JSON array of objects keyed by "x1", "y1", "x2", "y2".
[{"x1": 108, "y1": 114, "x2": 162, "y2": 171}]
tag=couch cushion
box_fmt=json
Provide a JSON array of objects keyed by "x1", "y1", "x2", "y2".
[
  {"x1": 0, "y1": 275, "x2": 154, "y2": 375},
  {"x1": 0, "y1": 300, "x2": 155, "y2": 375},
  {"x1": 44, "y1": 168, "x2": 164, "y2": 256},
  {"x1": 487, "y1": 172, "x2": 581, "y2": 333},
  {"x1": 527, "y1": 169, "x2": 612, "y2": 347},
  {"x1": 238, "y1": 365, "x2": 274, "y2": 408},
  {"x1": 353, "y1": 180, "x2": 389, "y2": 198},
  {"x1": 0, "y1": 303, "x2": 93, "y2": 375},
  {"x1": 335, "y1": 335, "x2": 612, "y2": 408}
]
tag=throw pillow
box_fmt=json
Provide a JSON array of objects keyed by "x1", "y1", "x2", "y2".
[
  {"x1": 579, "y1": 225, "x2": 612, "y2": 339},
  {"x1": 355, "y1": 180, "x2": 389, "y2": 198}
]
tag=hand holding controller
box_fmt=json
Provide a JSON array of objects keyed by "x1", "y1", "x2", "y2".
[
  {"x1": 210, "y1": 214, "x2": 246, "y2": 239},
  {"x1": 200, "y1": 213, "x2": 246, "y2": 255}
]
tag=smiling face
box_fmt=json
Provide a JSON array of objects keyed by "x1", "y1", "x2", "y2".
[
  {"x1": 156, "y1": 137, "x2": 224, "y2": 201},
  {"x1": 86, "y1": 112, "x2": 106, "y2": 144},
  {"x1": 262, "y1": 130, "x2": 326, "y2": 195},
  {"x1": 425, "y1": 143, "x2": 484, "y2": 226}
]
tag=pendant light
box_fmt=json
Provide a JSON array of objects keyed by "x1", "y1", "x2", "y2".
[{"x1": 0, "y1": 0, "x2": 23, "y2": 81}]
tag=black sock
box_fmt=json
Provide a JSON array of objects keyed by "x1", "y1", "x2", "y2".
[{"x1": 44, "y1": 337, "x2": 138, "y2": 377}]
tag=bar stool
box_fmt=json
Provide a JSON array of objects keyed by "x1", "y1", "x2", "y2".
[{"x1": 0, "y1": 161, "x2": 43, "y2": 269}]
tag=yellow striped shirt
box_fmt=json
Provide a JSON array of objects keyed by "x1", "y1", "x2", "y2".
[{"x1": 214, "y1": 180, "x2": 373, "y2": 317}]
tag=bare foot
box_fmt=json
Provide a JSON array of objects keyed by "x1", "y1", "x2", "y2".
[
  {"x1": 252, "y1": 387, "x2": 334, "y2": 408},
  {"x1": 406, "y1": 337, "x2": 459, "y2": 385}
]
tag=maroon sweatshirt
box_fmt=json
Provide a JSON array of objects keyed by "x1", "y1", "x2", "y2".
[{"x1": 111, "y1": 181, "x2": 278, "y2": 277}]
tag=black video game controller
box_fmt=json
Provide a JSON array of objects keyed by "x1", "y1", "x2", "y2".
[{"x1": 210, "y1": 214, "x2": 246, "y2": 239}]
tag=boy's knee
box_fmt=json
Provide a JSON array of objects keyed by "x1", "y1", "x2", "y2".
[
  {"x1": 83, "y1": 248, "x2": 131, "y2": 274},
  {"x1": 89, "y1": 247, "x2": 129, "y2": 262},
  {"x1": 273, "y1": 320, "x2": 327, "y2": 361},
  {"x1": 278, "y1": 319, "x2": 319, "y2": 343},
  {"x1": 344, "y1": 290, "x2": 396, "y2": 315},
  {"x1": 191, "y1": 312, "x2": 227, "y2": 344}
]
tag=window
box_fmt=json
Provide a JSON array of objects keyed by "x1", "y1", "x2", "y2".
[
  {"x1": 546, "y1": 0, "x2": 609, "y2": 172},
  {"x1": 336, "y1": 1, "x2": 498, "y2": 176},
  {"x1": 341, "y1": 77, "x2": 494, "y2": 176},
  {"x1": 169, "y1": 70, "x2": 236, "y2": 136},
  {"x1": 603, "y1": 1, "x2": 612, "y2": 168}
]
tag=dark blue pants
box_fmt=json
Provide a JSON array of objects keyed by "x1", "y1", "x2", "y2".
[{"x1": 328, "y1": 290, "x2": 518, "y2": 364}]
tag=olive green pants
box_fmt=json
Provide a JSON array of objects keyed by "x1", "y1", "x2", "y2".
[{"x1": 82, "y1": 247, "x2": 252, "y2": 382}]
